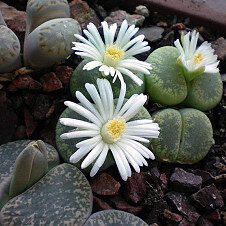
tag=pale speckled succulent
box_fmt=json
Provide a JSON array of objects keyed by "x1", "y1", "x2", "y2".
[
  {"x1": 24, "y1": 0, "x2": 82, "y2": 69},
  {"x1": 25, "y1": 0, "x2": 70, "y2": 36},
  {"x1": 150, "y1": 108, "x2": 213, "y2": 164},
  {"x1": 0, "y1": 163, "x2": 93, "y2": 225},
  {"x1": 0, "y1": 140, "x2": 60, "y2": 209},
  {"x1": 0, "y1": 0, "x2": 82, "y2": 73},
  {"x1": 0, "y1": 11, "x2": 22, "y2": 73},
  {"x1": 84, "y1": 210, "x2": 149, "y2": 226},
  {"x1": 145, "y1": 46, "x2": 223, "y2": 111}
]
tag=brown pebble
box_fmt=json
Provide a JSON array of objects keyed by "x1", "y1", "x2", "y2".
[{"x1": 40, "y1": 72, "x2": 62, "y2": 92}]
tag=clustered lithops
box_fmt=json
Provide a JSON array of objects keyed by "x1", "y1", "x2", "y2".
[{"x1": 0, "y1": 0, "x2": 223, "y2": 224}]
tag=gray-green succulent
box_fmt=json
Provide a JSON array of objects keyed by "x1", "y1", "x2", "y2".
[
  {"x1": 0, "y1": 140, "x2": 60, "y2": 209},
  {"x1": 145, "y1": 46, "x2": 223, "y2": 111},
  {"x1": 0, "y1": 12, "x2": 22, "y2": 73},
  {"x1": 151, "y1": 108, "x2": 213, "y2": 164}
]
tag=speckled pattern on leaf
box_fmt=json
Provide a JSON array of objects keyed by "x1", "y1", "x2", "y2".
[
  {"x1": 0, "y1": 140, "x2": 60, "y2": 185},
  {"x1": 1, "y1": 163, "x2": 93, "y2": 226},
  {"x1": 84, "y1": 209, "x2": 148, "y2": 226},
  {"x1": 146, "y1": 46, "x2": 187, "y2": 106}
]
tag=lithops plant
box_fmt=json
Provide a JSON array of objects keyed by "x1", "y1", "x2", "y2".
[
  {"x1": 55, "y1": 98, "x2": 153, "y2": 174},
  {"x1": 1, "y1": 164, "x2": 93, "y2": 225},
  {"x1": 0, "y1": 140, "x2": 60, "y2": 209},
  {"x1": 25, "y1": 0, "x2": 70, "y2": 36},
  {"x1": 0, "y1": 12, "x2": 22, "y2": 73},
  {"x1": 182, "y1": 72, "x2": 223, "y2": 111},
  {"x1": 146, "y1": 43, "x2": 223, "y2": 111},
  {"x1": 70, "y1": 59, "x2": 146, "y2": 100},
  {"x1": 23, "y1": 0, "x2": 82, "y2": 69},
  {"x1": 146, "y1": 46, "x2": 187, "y2": 106},
  {"x1": 84, "y1": 210, "x2": 148, "y2": 226},
  {"x1": 151, "y1": 108, "x2": 213, "y2": 164}
]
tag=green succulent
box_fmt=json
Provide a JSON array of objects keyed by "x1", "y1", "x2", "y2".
[
  {"x1": 151, "y1": 108, "x2": 213, "y2": 164},
  {"x1": 0, "y1": 140, "x2": 60, "y2": 209},
  {"x1": 70, "y1": 59, "x2": 146, "y2": 101},
  {"x1": 145, "y1": 46, "x2": 223, "y2": 111},
  {"x1": 84, "y1": 210, "x2": 148, "y2": 226},
  {"x1": 1, "y1": 164, "x2": 93, "y2": 225}
]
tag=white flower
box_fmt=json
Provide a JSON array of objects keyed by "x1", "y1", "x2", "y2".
[
  {"x1": 174, "y1": 30, "x2": 219, "y2": 81},
  {"x1": 60, "y1": 79, "x2": 160, "y2": 181},
  {"x1": 72, "y1": 20, "x2": 152, "y2": 86}
]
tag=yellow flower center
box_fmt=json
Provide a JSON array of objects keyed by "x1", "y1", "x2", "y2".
[
  {"x1": 193, "y1": 52, "x2": 203, "y2": 65},
  {"x1": 103, "y1": 45, "x2": 124, "y2": 67},
  {"x1": 106, "y1": 117, "x2": 126, "y2": 142},
  {"x1": 101, "y1": 117, "x2": 126, "y2": 143}
]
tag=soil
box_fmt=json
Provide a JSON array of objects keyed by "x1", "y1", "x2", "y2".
[{"x1": 0, "y1": 0, "x2": 225, "y2": 225}]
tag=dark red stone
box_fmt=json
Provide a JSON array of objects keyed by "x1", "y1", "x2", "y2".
[
  {"x1": 93, "y1": 196, "x2": 113, "y2": 210},
  {"x1": 164, "y1": 209, "x2": 183, "y2": 223},
  {"x1": 54, "y1": 66, "x2": 73, "y2": 86},
  {"x1": 69, "y1": 0, "x2": 100, "y2": 29},
  {"x1": 46, "y1": 102, "x2": 56, "y2": 119},
  {"x1": 205, "y1": 209, "x2": 221, "y2": 221},
  {"x1": 32, "y1": 95, "x2": 50, "y2": 120},
  {"x1": 166, "y1": 192, "x2": 200, "y2": 223},
  {"x1": 0, "y1": 2, "x2": 26, "y2": 41},
  {"x1": 171, "y1": 23, "x2": 186, "y2": 30},
  {"x1": 8, "y1": 75, "x2": 42, "y2": 91},
  {"x1": 160, "y1": 173, "x2": 168, "y2": 187},
  {"x1": 170, "y1": 168, "x2": 202, "y2": 193},
  {"x1": 40, "y1": 72, "x2": 62, "y2": 92},
  {"x1": 197, "y1": 217, "x2": 214, "y2": 226},
  {"x1": 105, "y1": 10, "x2": 144, "y2": 27},
  {"x1": 24, "y1": 108, "x2": 36, "y2": 137},
  {"x1": 91, "y1": 173, "x2": 121, "y2": 196},
  {"x1": 120, "y1": 0, "x2": 226, "y2": 35},
  {"x1": 110, "y1": 195, "x2": 143, "y2": 215},
  {"x1": 124, "y1": 172, "x2": 146, "y2": 203},
  {"x1": 191, "y1": 184, "x2": 224, "y2": 212},
  {"x1": 212, "y1": 37, "x2": 226, "y2": 61}
]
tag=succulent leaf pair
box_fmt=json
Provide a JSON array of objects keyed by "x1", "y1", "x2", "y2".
[{"x1": 0, "y1": 0, "x2": 82, "y2": 73}]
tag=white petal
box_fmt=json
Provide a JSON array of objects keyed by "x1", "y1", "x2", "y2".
[
  {"x1": 70, "y1": 141, "x2": 99, "y2": 163},
  {"x1": 122, "y1": 135, "x2": 150, "y2": 143},
  {"x1": 76, "y1": 135, "x2": 101, "y2": 148},
  {"x1": 120, "y1": 94, "x2": 147, "y2": 121},
  {"x1": 90, "y1": 144, "x2": 109, "y2": 177},
  {"x1": 64, "y1": 101, "x2": 101, "y2": 126},
  {"x1": 113, "y1": 79, "x2": 126, "y2": 117},
  {"x1": 75, "y1": 91, "x2": 103, "y2": 122},
  {"x1": 113, "y1": 143, "x2": 132, "y2": 177},
  {"x1": 126, "y1": 119, "x2": 154, "y2": 126},
  {"x1": 83, "y1": 61, "x2": 103, "y2": 70},
  {"x1": 115, "y1": 20, "x2": 128, "y2": 46},
  {"x1": 60, "y1": 118, "x2": 99, "y2": 130},
  {"x1": 117, "y1": 67, "x2": 143, "y2": 86},
  {"x1": 85, "y1": 83, "x2": 107, "y2": 120},
  {"x1": 60, "y1": 130, "x2": 99, "y2": 139},
  {"x1": 81, "y1": 142, "x2": 105, "y2": 169},
  {"x1": 109, "y1": 144, "x2": 128, "y2": 181}
]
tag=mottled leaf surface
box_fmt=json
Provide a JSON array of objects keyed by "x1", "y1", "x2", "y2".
[
  {"x1": 84, "y1": 210, "x2": 148, "y2": 226},
  {"x1": 1, "y1": 163, "x2": 93, "y2": 225},
  {"x1": 0, "y1": 140, "x2": 60, "y2": 185}
]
